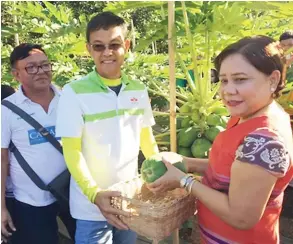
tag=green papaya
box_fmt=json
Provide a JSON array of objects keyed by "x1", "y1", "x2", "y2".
[
  {"x1": 220, "y1": 116, "x2": 229, "y2": 127},
  {"x1": 191, "y1": 138, "x2": 212, "y2": 158},
  {"x1": 178, "y1": 147, "x2": 193, "y2": 157},
  {"x1": 206, "y1": 114, "x2": 222, "y2": 126},
  {"x1": 204, "y1": 126, "x2": 225, "y2": 142},
  {"x1": 191, "y1": 112, "x2": 200, "y2": 123},
  {"x1": 141, "y1": 152, "x2": 186, "y2": 183},
  {"x1": 179, "y1": 103, "x2": 191, "y2": 113},
  {"x1": 181, "y1": 117, "x2": 192, "y2": 128},
  {"x1": 212, "y1": 106, "x2": 229, "y2": 116},
  {"x1": 178, "y1": 126, "x2": 200, "y2": 147},
  {"x1": 177, "y1": 117, "x2": 182, "y2": 129}
]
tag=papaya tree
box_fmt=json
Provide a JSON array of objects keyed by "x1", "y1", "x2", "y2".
[{"x1": 104, "y1": 1, "x2": 293, "y2": 157}]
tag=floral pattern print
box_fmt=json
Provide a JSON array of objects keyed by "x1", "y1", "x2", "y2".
[{"x1": 236, "y1": 132, "x2": 290, "y2": 176}]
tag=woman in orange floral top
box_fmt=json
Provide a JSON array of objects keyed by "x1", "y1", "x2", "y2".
[{"x1": 148, "y1": 36, "x2": 293, "y2": 244}]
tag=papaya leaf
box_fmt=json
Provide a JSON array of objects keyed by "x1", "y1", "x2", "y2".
[{"x1": 30, "y1": 26, "x2": 48, "y2": 34}]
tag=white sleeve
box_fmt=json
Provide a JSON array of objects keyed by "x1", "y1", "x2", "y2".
[
  {"x1": 1, "y1": 105, "x2": 12, "y2": 148},
  {"x1": 55, "y1": 84, "x2": 84, "y2": 138},
  {"x1": 142, "y1": 89, "x2": 155, "y2": 128}
]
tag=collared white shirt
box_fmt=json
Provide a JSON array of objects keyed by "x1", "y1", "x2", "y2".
[
  {"x1": 56, "y1": 71, "x2": 155, "y2": 220},
  {"x1": 1, "y1": 85, "x2": 67, "y2": 206}
]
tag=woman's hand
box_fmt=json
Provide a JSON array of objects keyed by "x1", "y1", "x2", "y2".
[{"x1": 147, "y1": 157, "x2": 186, "y2": 193}]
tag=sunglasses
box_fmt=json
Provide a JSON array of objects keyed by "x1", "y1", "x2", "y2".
[{"x1": 89, "y1": 43, "x2": 124, "y2": 52}]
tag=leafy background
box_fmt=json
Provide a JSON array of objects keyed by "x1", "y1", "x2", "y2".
[{"x1": 2, "y1": 1, "x2": 292, "y2": 88}]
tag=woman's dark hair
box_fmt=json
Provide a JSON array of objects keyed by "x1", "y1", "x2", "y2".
[
  {"x1": 10, "y1": 43, "x2": 45, "y2": 68},
  {"x1": 86, "y1": 11, "x2": 127, "y2": 42},
  {"x1": 214, "y1": 35, "x2": 284, "y2": 97},
  {"x1": 211, "y1": 68, "x2": 219, "y2": 83}
]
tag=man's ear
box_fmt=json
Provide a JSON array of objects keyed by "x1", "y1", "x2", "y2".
[
  {"x1": 11, "y1": 69, "x2": 20, "y2": 82},
  {"x1": 124, "y1": 39, "x2": 131, "y2": 52},
  {"x1": 86, "y1": 43, "x2": 92, "y2": 56}
]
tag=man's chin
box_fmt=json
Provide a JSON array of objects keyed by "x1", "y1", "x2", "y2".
[
  {"x1": 99, "y1": 70, "x2": 121, "y2": 79},
  {"x1": 33, "y1": 82, "x2": 51, "y2": 91}
]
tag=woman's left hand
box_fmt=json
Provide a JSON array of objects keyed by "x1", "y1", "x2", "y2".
[{"x1": 147, "y1": 157, "x2": 186, "y2": 193}]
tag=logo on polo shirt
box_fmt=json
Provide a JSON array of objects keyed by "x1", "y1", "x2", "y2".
[
  {"x1": 28, "y1": 126, "x2": 61, "y2": 145},
  {"x1": 130, "y1": 97, "x2": 138, "y2": 103}
]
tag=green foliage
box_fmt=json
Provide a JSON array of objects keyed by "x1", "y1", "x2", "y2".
[
  {"x1": 2, "y1": 1, "x2": 292, "y2": 159},
  {"x1": 1, "y1": 1, "x2": 96, "y2": 88},
  {"x1": 1, "y1": 1, "x2": 167, "y2": 88},
  {"x1": 1, "y1": 1, "x2": 292, "y2": 92}
]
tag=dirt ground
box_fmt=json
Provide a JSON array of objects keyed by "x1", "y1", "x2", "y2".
[
  {"x1": 58, "y1": 215, "x2": 293, "y2": 244},
  {"x1": 280, "y1": 216, "x2": 293, "y2": 243}
]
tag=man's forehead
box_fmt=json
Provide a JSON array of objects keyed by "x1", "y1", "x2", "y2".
[
  {"x1": 29, "y1": 48, "x2": 45, "y2": 55},
  {"x1": 16, "y1": 50, "x2": 48, "y2": 66},
  {"x1": 89, "y1": 27, "x2": 125, "y2": 42}
]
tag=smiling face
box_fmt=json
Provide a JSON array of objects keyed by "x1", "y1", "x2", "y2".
[
  {"x1": 219, "y1": 53, "x2": 280, "y2": 119},
  {"x1": 12, "y1": 49, "x2": 52, "y2": 92},
  {"x1": 86, "y1": 26, "x2": 130, "y2": 79}
]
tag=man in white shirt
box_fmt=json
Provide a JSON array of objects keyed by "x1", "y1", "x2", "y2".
[
  {"x1": 1, "y1": 85, "x2": 16, "y2": 244},
  {"x1": 1, "y1": 44, "x2": 75, "y2": 244},
  {"x1": 56, "y1": 12, "x2": 158, "y2": 244}
]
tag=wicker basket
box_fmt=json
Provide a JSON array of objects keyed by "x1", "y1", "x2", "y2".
[{"x1": 110, "y1": 176, "x2": 196, "y2": 242}]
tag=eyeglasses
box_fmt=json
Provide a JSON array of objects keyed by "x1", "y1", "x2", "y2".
[
  {"x1": 25, "y1": 63, "x2": 52, "y2": 74},
  {"x1": 89, "y1": 43, "x2": 124, "y2": 52}
]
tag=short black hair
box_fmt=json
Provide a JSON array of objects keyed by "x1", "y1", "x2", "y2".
[
  {"x1": 86, "y1": 11, "x2": 127, "y2": 42},
  {"x1": 1, "y1": 84, "x2": 15, "y2": 100},
  {"x1": 279, "y1": 30, "x2": 293, "y2": 41},
  {"x1": 10, "y1": 43, "x2": 46, "y2": 68}
]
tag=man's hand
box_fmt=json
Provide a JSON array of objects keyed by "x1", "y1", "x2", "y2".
[
  {"x1": 1, "y1": 208, "x2": 16, "y2": 243},
  {"x1": 94, "y1": 190, "x2": 130, "y2": 230}
]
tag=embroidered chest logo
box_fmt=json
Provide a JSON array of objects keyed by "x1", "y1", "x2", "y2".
[
  {"x1": 28, "y1": 126, "x2": 61, "y2": 145},
  {"x1": 130, "y1": 97, "x2": 138, "y2": 103}
]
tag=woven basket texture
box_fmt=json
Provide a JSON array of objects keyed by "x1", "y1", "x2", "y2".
[{"x1": 111, "y1": 177, "x2": 196, "y2": 241}]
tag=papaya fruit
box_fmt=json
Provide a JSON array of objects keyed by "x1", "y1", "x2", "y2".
[
  {"x1": 191, "y1": 112, "x2": 200, "y2": 123},
  {"x1": 141, "y1": 152, "x2": 186, "y2": 183},
  {"x1": 204, "y1": 126, "x2": 225, "y2": 142},
  {"x1": 178, "y1": 126, "x2": 200, "y2": 147},
  {"x1": 179, "y1": 103, "x2": 191, "y2": 113},
  {"x1": 206, "y1": 113, "x2": 222, "y2": 126},
  {"x1": 191, "y1": 138, "x2": 212, "y2": 158},
  {"x1": 212, "y1": 106, "x2": 229, "y2": 116},
  {"x1": 178, "y1": 147, "x2": 193, "y2": 157},
  {"x1": 181, "y1": 117, "x2": 192, "y2": 128}
]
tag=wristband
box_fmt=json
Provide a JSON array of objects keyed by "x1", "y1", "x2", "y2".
[
  {"x1": 186, "y1": 179, "x2": 196, "y2": 194},
  {"x1": 179, "y1": 174, "x2": 193, "y2": 188}
]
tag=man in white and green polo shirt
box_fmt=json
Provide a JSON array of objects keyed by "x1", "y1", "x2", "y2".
[{"x1": 56, "y1": 12, "x2": 158, "y2": 244}]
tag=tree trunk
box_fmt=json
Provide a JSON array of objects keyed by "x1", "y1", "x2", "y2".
[
  {"x1": 131, "y1": 19, "x2": 135, "y2": 49},
  {"x1": 13, "y1": 2, "x2": 19, "y2": 46}
]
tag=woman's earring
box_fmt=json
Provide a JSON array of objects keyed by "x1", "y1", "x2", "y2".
[{"x1": 271, "y1": 87, "x2": 275, "y2": 93}]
